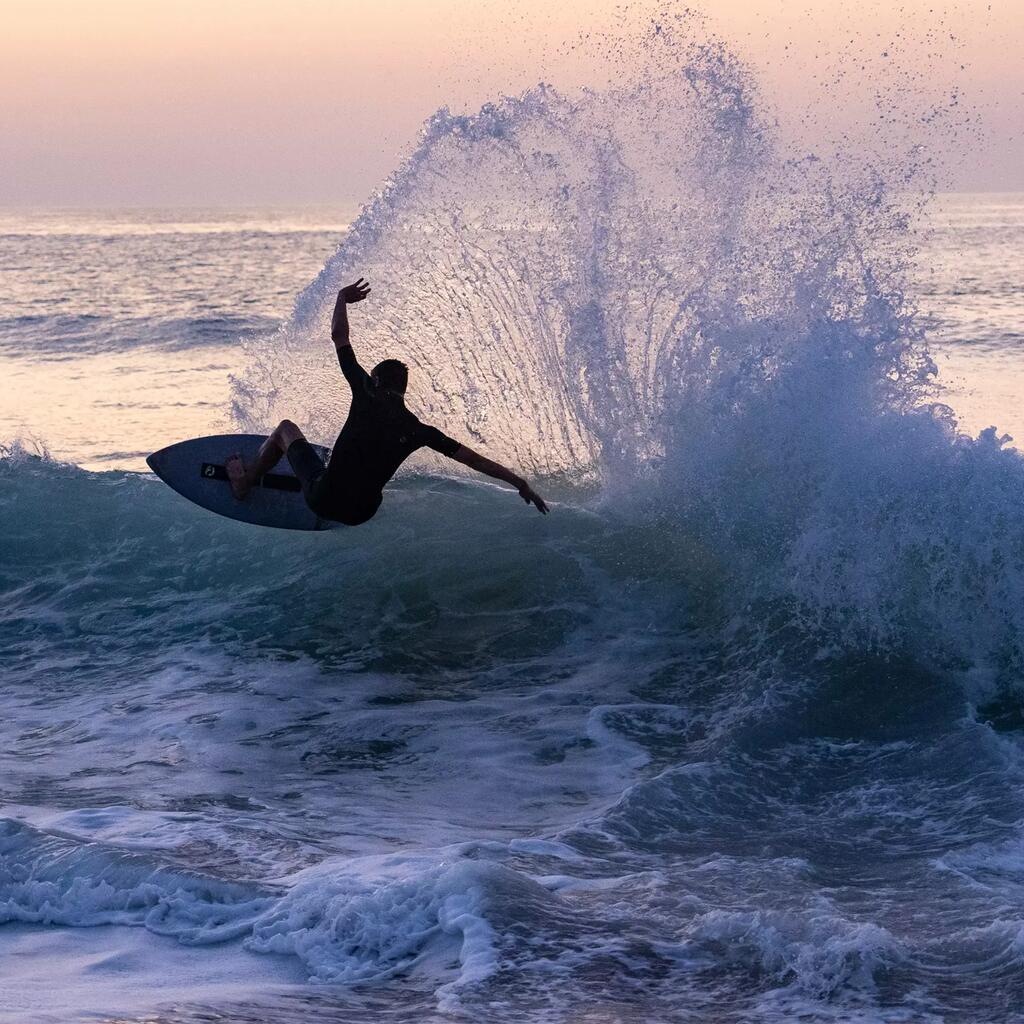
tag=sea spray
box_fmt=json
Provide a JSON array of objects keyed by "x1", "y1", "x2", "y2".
[{"x1": 231, "y1": 12, "x2": 1024, "y2": 678}]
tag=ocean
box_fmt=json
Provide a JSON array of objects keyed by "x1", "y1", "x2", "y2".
[{"x1": 3, "y1": 31, "x2": 1024, "y2": 1024}]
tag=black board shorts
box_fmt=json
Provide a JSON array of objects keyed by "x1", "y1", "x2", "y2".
[{"x1": 286, "y1": 439, "x2": 381, "y2": 527}]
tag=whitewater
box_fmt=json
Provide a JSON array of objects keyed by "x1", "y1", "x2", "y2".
[{"x1": 3, "y1": 14, "x2": 1024, "y2": 1024}]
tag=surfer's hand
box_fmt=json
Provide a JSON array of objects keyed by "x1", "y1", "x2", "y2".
[
  {"x1": 340, "y1": 278, "x2": 371, "y2": 304},
  {"x1": 518, "y1": 482, "x2": 549, "y2": 514}
]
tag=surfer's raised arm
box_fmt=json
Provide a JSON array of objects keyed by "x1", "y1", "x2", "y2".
[
  {"x1": 449, "y1": 444, "x2": 549, "y2": 514},
  {"x1": 330, "y1": 278, "x2": 370, "y2": 349},
  {"x1": 330, "y1": 279, "x2": 372, "y2": 388}
]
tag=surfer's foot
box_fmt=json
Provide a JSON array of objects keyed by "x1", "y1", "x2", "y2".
[{"x1": 225, "y1": 454, "x2": 252, "y2": 500}]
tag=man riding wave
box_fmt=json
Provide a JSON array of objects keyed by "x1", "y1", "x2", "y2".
[{"x1": 226, "y1": 278, "x2": 549, "y2": 524}]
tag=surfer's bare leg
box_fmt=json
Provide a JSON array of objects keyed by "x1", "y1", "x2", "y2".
[{"x1": 226, "y1": 419, "x2": 305, "y2": 500}]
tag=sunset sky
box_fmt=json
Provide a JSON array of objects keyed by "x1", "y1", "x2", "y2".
[{"x1": 2, "y1": 0, "x2": 1020, "y2": 206}]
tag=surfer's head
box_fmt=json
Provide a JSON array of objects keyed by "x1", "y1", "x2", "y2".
[{"x1": 372, "y1": 359, "x2": 409, "y2": 394}]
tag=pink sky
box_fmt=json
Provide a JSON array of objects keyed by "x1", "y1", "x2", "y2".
[{"x1": 2, "y1": 0, "x2": 1020, "y2": 206}]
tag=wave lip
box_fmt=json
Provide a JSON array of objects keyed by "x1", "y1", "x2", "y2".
[{"x1": 247, "y1": 852, "x2": 509, "y2": 1008}]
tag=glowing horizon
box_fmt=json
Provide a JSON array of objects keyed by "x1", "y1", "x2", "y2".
[{"x1": 1, "y1": 0, "x2": 1021, "y2": 206}]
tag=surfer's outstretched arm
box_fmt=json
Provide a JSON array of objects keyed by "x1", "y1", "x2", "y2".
[
  {"x1": 331, "y1": 279, "x2": 372, "y2": 388},
  {"x1": 450, "y1": 445, "x2": 549, "y2": 514}
]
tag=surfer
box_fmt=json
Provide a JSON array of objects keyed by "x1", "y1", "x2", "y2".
[{"x1": 225, "y1": 278, "x2": 549, "y2": 525}]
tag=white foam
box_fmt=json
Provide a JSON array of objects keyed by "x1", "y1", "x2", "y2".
[{"x1": 687, "y1": 907, "x2": 902, "y2": 999}]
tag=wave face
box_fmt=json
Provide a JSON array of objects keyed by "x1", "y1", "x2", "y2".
[{"x1": 5, "y1": 12, "x2": 1024, "y2": 1024}]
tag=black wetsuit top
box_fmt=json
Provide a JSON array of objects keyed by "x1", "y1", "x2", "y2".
[{"x1": 309, "y1": 345, "x2": 460, "y2": 525}]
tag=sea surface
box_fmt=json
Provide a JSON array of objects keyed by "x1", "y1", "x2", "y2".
[{"x1": 3, "y1": 32, "x2": 1024, "y2": 1024}]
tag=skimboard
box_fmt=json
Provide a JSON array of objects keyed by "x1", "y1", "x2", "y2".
[{"x1": 147, "y1": 434, "x2": 339, "y2": 531}]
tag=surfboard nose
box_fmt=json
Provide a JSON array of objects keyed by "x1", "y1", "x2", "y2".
[
  {"x1": 145, "y1": 434, "x2": 334, "y2": 531},
  {"x1": 146, "y1": 447, "x2": 168, "y2": 477}
]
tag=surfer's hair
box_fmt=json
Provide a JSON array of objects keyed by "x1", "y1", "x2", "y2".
[{"x1": 373, "y1": 359, "x2": 409, "y2": 393}]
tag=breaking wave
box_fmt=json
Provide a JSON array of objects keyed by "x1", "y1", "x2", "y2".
[{"x1": 230, "y1": 13, "x2": 1024, "y2": 679}]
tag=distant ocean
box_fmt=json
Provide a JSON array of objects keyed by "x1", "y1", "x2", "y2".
[{"x1": 3, "y1": 33, "x2": 1024, "y2": 1024}]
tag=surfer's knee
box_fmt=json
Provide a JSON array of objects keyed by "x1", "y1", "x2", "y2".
[{"x1": 276, "y1": 419, "x2": 304, "y2": 448}]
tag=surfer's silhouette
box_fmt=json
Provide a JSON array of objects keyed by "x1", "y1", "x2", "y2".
[{"x1": 226, "y1": 278, "x2": 549, "y2": 525}]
